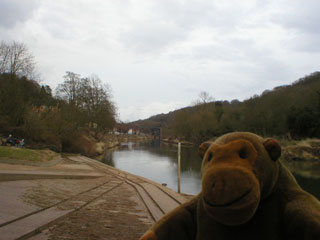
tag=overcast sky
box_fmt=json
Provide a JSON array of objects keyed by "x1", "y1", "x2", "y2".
[{"x1": 0, "y1": 0, "x2": 319, "y2": 121}]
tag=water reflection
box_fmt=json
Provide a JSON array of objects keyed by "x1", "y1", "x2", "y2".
[
  {"x1": 101, "y1": 141, "x2": 320, "y2": 198},
  {"x1": 293, "y1": 175, "x2": 320, "y2": 199},
  {"x1": 282, "y1": 160, "x2": 320, "y2": 199},
  {"x1": 101, "y1": 141, "x2": 202, "y2": 194}
]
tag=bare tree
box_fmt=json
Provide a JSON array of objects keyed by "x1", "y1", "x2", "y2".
[
  {"x1": 55, "y1": 72, "x2": 116, "y2": 132},
  {"x1": 0, "y1": 41, "x2": 10, "y2": 73},
  {"x1": 192, "y1": 91, "x2": 214, "y2": 106},
  {"x1": 56, "y1": 71, "x2": 81, "y2": 106},
  {"x1": 0, "y1": 41, "x2": 36, "y2": 79},
  {"x1": 79, "y1": 74, "x2": 115, "y2": 131},
  {"x1": 199, "y1": 91, "x2": 214, "y2": 104}
]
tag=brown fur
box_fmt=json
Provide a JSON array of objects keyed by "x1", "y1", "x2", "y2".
[{"x1": 140, "y1": 132, "x2": 320, "y2": 240}]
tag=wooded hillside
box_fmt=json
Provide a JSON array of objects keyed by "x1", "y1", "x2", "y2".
[{"x1": 132, "y1": 72, "x2": 320, "y2": 142}]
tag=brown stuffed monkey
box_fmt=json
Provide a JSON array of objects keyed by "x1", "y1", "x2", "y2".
[{"x1": 140, "y1": 132, "x2": 320, "y2": 240}]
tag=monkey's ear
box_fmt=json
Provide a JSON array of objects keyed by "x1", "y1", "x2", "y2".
[
  {"x1": 263, "y1": 138, "x2": 281, "y2": 161},
  {"x1": 198, "y1": 141, "x2": 213, "y2": 159}
]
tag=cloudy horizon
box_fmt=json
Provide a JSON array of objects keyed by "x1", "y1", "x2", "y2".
[{"x1": 0, "y1": 0, "x2": 319, "y2": 121}]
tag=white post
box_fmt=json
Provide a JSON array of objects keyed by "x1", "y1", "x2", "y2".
[{"x1": 177, "y1": 142, "x2": 181, "y2": 193}]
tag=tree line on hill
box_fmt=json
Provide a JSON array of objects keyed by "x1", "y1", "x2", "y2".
[
  {"x1": 0, "y1": 41, "x2": 116, "y2": 152},
  {"x1": 132, "y1": 72, "x2": 320, "y2": 143}
]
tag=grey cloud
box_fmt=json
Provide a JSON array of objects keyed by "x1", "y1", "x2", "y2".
[
  {"x1": 190, "y1": 36, "x2": 277, "y2": 69},
  {"x1": 155, "y1": 0, "x2": 257, "y2": 31},
  {"x1": 293, "y1": 34, "x2": 320, "y2": 52},
  {"x1": 271, "y1": 0, "x2": 320, "y2": 52},
  {"x1": 0, "y1": 0, "x2": 39, "y2": 28},
  {"x1": 121, "y1": 21, "x2": 187, "y2": 53},
  {"x1": 191, "y1": 39, "x2": 254, "y2": 62},
  {"x1": 40, "y1": 14, "x2": 76, "y2": 40},
  {"x1": 273, "y1": 0, "x2": 320, "y2": 34},
  {"x1": 119, "y1": 0, "x2": 259, "y2": 54}
]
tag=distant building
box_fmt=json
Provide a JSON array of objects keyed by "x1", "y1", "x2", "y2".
[
  {"x1": 128, "y1": 128, "x2": 140, "y2": 135},
  {"x1": 33, "y1": 104, "x2": 59, "y2": 117},
  {"x1": 151, "y1": 127, "x2": 162, "y2": 139}
]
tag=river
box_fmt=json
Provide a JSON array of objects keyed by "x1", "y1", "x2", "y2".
[{"x1": 101, "y1": 140, "x2": 320, "y2": 199}]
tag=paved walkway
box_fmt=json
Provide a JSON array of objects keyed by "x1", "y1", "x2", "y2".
[{"x1": 0, "y1": 155, "x2": 191, "y2": 240}]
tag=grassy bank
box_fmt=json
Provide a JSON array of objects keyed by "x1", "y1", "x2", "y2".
[{"x1": 0, "y1": 146, "x2": 59, "y2": 162}]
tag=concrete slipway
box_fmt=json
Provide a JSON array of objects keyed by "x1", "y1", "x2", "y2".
[{"x1": 0, "y1": 155, "x2": 191, "y2": 240}]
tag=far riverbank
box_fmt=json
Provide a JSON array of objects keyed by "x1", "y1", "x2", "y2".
[{"x1": 161, "y1": 136, "x2": 320, "y2": 163}]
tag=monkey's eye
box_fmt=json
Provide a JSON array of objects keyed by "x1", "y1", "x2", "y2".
[
  {"x1": 207, "y1": 152, "x2": 213, "y2": 162},
  {"x1": 239, "y1": 149, "x2": 247, "y2": 159}
]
